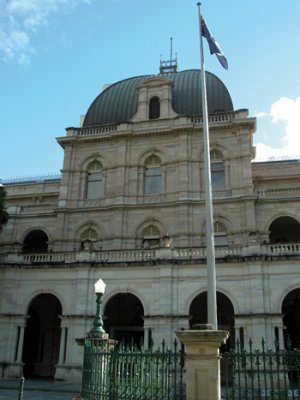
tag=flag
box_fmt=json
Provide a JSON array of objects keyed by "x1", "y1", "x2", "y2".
[{"x1": 201, "y1": 16, "x2": 228, "y2": 69}]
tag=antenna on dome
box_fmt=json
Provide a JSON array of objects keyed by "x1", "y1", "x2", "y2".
[{"x1": 159, "y1": 37, "x2": 179, "y2": 75}]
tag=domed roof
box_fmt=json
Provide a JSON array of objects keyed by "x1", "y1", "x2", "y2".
[{"x1": 83, "y1": 69, "x2": 233, "y2": 127}]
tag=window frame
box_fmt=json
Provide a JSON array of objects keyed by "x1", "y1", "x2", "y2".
[
  {"x1": 149, "y1": 96, "x2": 160, "y2": 120},
  {"x1": 86, "y1": 161, "x2": 103, "y2": 199},
  {"x1": 144, "y1": 155, "x2": 162, "y2": 195},
  {"x1": 210, "y1": 150, "x2": 225, "y2": 191}
]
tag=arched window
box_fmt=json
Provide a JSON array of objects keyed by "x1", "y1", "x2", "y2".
[
  {"x1": 210, "y1": 149, "x2": 225, "y2": 190},
  {"x1": 214, "y1": 221, "x2": 228, "y2": 246},
  {"x1": 142, "y1": 225, "x2": 161, "y2": 249},
  {"x1": 23, "y1": 230, "x2": 49, "y2": 253},
  {"x1": 81, "y1": 228, "x2": 99, "y2": 250},
  {"x1": 86, "y1": 160, "x2": 103, "y2": 199},
  {"x1": 149, "y1": 97, "x2": 160, "y2": 119},
  {"x1": 144, "y1": 155, "x2": 162, "y2": 194},
  {"x1": 81, "y1": 228, "x2": 98, "y2": 241}
]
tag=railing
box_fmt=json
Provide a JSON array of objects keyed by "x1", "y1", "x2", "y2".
[
  {"x1": 222, "y1": 339, "x2": 300, "y2": 400},
  {"x1": 0, "y1": 173, "x2": 61, "y2": 185},
  {"x1": 76, "y1": 125, "x2": 118, "y2": 136},
  {"x1": 1, "y1": 243, "x2": 300, "y2": 265},
  {"x1": 174, "y1": 246, "x2": 244, "y2": 259},
  {"x1": 92, "y1": 249, "x2": 156, "y2": 262},
  {"x1": 21, "y1": 204, "x2": 57, "y2": 213},
  {"x1": 22, "y1": 253, "x2": 77, "y2": 263},
  {"x1": 262, "y1": 243, "x2": 300, "y2": 256},
  {"x1": 255, "y1": 187, "x2": 300, "y2": 199},
  {"x1": 81, "y1": 339, "x2": 185, "y2": 400},
  {"x1": 66, "y1": 111, "x2": 244, "y2": 139},
  {"x1": 190, "y1": 112, "x2": 236, "y2": 124}
]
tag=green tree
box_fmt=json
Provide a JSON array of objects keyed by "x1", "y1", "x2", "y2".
[{"x1": 0, "y1": 185, "x2": 9, "y2": 231}]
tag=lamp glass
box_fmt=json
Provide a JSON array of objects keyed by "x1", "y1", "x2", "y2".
[{"x1": 94, "y1": 279, "x2": 106, "y2": 294}]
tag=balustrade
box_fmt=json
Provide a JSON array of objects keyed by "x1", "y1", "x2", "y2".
[{"x1": 1, "y1": 243, "x2": 300, "y2": 265}]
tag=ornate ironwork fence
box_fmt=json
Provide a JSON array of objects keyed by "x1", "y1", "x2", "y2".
[
  {"x1": 221, "y1": 339, "x2": 300, "y2": 400},
  {"x1": 81, "y1": 338, "x2": 185, "y2": 400}
]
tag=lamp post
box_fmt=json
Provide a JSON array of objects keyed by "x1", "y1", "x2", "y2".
[
  {"x1": 81, "y1": 279, "x2": 112, "y2": 399},
  {"x1": 89, "y1": 278, "x2": 107, "y2": 338}
]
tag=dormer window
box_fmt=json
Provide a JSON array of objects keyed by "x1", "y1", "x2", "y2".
[{"x1": 149, "y1": 97, "x2": 160, "y2": 119}]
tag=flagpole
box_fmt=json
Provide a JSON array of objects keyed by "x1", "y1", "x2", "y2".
[{"x1": 197, "y1": 2, "x2": 218, "y2": 330}]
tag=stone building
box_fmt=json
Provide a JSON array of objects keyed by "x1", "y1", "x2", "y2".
[{"x1": 1, "y1": 67, "x2": 300, "y2": 382}]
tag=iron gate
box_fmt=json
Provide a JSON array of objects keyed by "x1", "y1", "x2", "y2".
[{"x1": 81, "y1": 338, "x2": 185, "y2": 400}]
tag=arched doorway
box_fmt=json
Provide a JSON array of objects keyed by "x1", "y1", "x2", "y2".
[
  {"x1": 104, "y1": 293, "x2": 144, "y2": 345},
  {"x1": 282, "y1": 288, "x2": 300, "y2": 349},
  {"x1": 189, "y1": 291, "x2": 235, "y2": 349},
  {"x1": 22, "y1": 294, "x2": 62, "y2": 378},
  {"x1": 189, "y1": 291, "x2": 235, "y2": 384}
]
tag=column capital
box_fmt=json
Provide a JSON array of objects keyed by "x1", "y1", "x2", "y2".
[{"x1": 177, "y1": 329, "x2": 229, "y2": 349}]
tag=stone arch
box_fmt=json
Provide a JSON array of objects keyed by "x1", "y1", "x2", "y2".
[
  {"x1": 277, "y1": 285, "x2": 300, "y2": 313},
  {"x1": 282, "y1": 287, "x2": 300, "y2": 350},
  {"x1": 22, "y1": 229, "x2": 49, "y2": 253},
  {"x1": 135, "y1": 218, "x2": 167, "y2": 237},
  {"x1": 22, "y1": 293, "x2": 62, "y2": 378},
  {"x1": 79, "y1": 153, "x2": 107, "y2": 170},
  {"x1": 199, "y1": 143, "x2": 229, "y2": 161},
  {"x1": 103, "y1": 292, "x2": 144, "y2": 345},
  {"x1": 199, "y1": 145, "x2": 229, "y2": 192},
  {"x1": 137, "y1": 148, "x2": 167, "y2": 166},
  {"x1": 264, "y1": 213, "x2": 300, "y2": 234},
  {"x1": 188, "y1": 290, "x2": 235, "y2": 349},
  {"x1": 104, "y1": 287, "x2": 148, "y2": 315},
  {"x1": 75, "y1": 221, "x2": 104, "y2": 251},
  {"x1": 268, "y1": 216, "x2": 300, "y2": 244},
  {"x1": 135, "y1": 218, "x2": 167, "y2": 248},
  {"x1": 200, "y1": 215, "x2": 232, "y2": 246},
  {"x1": 136, "y1": 149, "x2": 167, "y2": 196}
]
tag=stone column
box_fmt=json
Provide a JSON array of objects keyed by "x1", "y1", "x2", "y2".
[
  {"x1": 58, "y1": 326, "x2": 67, "y2": 365},
  {"x1": 177, "y1": 326, "x2": 229, "y2": 400},
  {"x1": 16, "y1": 324, "x2": 26, "y2": 364}
]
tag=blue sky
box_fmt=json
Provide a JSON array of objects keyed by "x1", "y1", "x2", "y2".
[{"x1": 1, "y1": 0, "x2": 300, "y2": 179}]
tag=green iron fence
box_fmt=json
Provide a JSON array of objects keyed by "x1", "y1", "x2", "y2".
[
  {"x1": 221, "y1": 339, "x2": 300, "y2": 400},
  {"x1": 81, "y1": 338, "x2": 185, "y2": 400}
]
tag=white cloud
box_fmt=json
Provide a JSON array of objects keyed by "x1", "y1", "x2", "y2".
[
  {"x1": 254, "y1": 111, "x2": 268, "y2": 118},
  {"x1": 0, "y1": 0, "x2": 92, "y2": 64},
  {"x1": 254, "y1": 97, "x2": 300, "y2": 161}
]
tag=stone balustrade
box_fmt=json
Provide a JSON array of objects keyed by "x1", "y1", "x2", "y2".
[
  {"x1": 261, "y1": 242, "x2": 300, "y2": 255},
  {"x1": 65, "y1": 111, "x2": 244, "y2": 140},
  {"x1": 1, "y1": 243, "x2": 300, "y2": 265},
  {"x1": 255, "y1": 187, "x2": 300, "y2": 199}
]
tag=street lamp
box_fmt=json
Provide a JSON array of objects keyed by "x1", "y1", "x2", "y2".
[{"x1": 90, "y1": 278, "x2": 106, "y2": 337}]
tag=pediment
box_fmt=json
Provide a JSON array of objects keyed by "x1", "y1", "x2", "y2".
[{"x1": 138, "y1": 76, "x2": 174, "y2": 89}]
